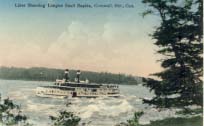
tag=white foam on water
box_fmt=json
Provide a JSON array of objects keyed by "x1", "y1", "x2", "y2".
[
  {"x1": 25, "y1": 100, "x2": 61, "y2": 115},
  {"x1": 8, "y1": 91, "x2": 27, "y2": 100},
  {"x1": 8, "y1": 89, "x2": 32, "y2": 100},
  {"x1": 68, "y1": 97, "x2": 135, "y2": 119},
  {"x1": 26, "y1": 102, "x2": 57, "y2": 113},
  {"x1": 0, "y1": 80, "x2": 186, "y2": 126}
]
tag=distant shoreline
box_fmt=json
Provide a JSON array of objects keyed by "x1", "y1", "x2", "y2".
[
  {"x1": 0, "y1": 67, "x2": 144, "y2": 85},
  {"x1": 0, "y1": 78, "x2": 53, "y2": 83},
  {"x1": 0, "y1": 78, "x2": 142, "y2": 85}
]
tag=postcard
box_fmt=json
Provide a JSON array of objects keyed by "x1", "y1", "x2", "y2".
[{"x1": 0, "y1": 0, "x2": 202, "y2": 126}]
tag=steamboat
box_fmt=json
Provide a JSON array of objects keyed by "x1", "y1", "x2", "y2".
[{"x1": 36, "y1": 69, "x2": 120, "y2": 98}]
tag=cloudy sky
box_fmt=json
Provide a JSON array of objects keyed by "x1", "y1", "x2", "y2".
[{"x1": 0, "y1": 0, "x2": 163, "y2": 77}]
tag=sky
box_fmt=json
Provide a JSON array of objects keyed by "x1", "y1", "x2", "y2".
[{"x1": 0, "y1": 0, "x2": 163, "y2": 77}]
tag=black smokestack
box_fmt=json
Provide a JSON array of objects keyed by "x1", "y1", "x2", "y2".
[
  {"x1": 76, "y1": 70, "x2": 81, "y2": 83},
  {"x1": 64, "y1": 69, "x2": 69, "y2": 82}
]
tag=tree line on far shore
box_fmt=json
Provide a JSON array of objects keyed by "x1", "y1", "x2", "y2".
[{"x1": 0, "y1": 67, "x2": 143, "y2": 85}]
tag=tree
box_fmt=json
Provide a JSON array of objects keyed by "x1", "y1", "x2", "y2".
[
  {"x1": 0, "y1": 67, "x2": 141, "y2": 85},
  {"x1": 127, "y1": 112, "x2": 144, "y2": 126},
  {"x1": 50, "y1": 111, "x2": 81, "y2": 126},
  {"x1": 142, "y1": 0, "x2": 203, "y2": 108},
  {"x1": 0, "y1": 97, "x2": 30, "y2": 125}
]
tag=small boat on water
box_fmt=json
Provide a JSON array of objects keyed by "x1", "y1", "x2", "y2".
[{"x1": 36, "y1": 70, "x2": 120, "y2": 98}]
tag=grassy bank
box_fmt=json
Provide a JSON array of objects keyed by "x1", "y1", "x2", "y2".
[{"x1": 143, "y1": 116, "x2": 202, "y2": 126}]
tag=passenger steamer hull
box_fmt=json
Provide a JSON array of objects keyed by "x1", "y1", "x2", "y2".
[{"x1": 36, "y1": 82, "x2": 120, "y2": 98}]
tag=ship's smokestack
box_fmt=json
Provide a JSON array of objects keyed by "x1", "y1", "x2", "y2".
[
  {"x1": 76, "y1": 70, "x2": 81, "y2": 83},
  {"x1": 64, "y1": 69, "x2": 69, "y2": 82}
]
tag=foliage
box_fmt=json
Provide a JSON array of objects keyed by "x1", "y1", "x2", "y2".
[
  {"x1": 0, "y1": 67, "x2": 143, "y2": 85},
  {"x1": 142, "y1": 0, "x2": 203, "y2": 108},
  {"x1": 0, "y1": 96, "x2": 29, "y2": 125},
  {"x1": 142, "y1": 116, "x2": 202, "y2": 126},
  {"x1": 50, "y1": 111, "x2": 81, "y2": 126},
  {"x1": 127, "y1": 112, "x2": 144, "y2": 126}
]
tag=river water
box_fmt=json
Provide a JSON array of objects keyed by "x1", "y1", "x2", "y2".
[{"x1": 0, "y1": 79, "x2": 179, "y2": 126}]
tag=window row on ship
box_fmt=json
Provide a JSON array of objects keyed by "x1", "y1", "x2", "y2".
[{"x1": 44, "y1": 89, "x2": 71, "y2": 95}]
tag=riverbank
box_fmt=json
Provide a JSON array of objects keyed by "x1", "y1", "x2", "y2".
[
  {"x1": 143, "y1": 116, "x2": 202, "y2": 126},
  {"x1": 116, "y1": 116, "x2": 202, "y2": 126},
  {"x1": 0, "y1": 66, "x2": 143, "y2": 85}
]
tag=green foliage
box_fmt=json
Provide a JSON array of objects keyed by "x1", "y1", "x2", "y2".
[
  {"x1": 142, "y1": 116, "x2": 202, "y2": 126},
  {"x1": 0, "y1": 67, "x2": 143, "y2": 85},
  {"x1": 0, "y1": 96, "x2": 29, "y2": 125},
  {"x1": 50, "y1": 111, "x2": 81, "y2": 126},
  {"x1": 124, "y1": 111, "x2": 202, "y2": 126},
  {"x1": 127, "y1": 112, "x2": 144, "y2": 126},
  {"x1": 142, "y1": 0, "x2": 203, "y2": 108}
]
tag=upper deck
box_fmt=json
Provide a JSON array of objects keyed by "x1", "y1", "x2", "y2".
[{"x1": 55, "y1": 80, "x2": 119, "y2": 89}]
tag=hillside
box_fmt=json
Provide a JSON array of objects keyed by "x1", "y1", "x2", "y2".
[{"x1": 0, "y1": 67, "x2": 143, "y2": 85}]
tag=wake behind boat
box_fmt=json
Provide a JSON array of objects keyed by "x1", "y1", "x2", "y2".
[{"x1": 36, "y1": 69, "x2": 120, "y2": 98}]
